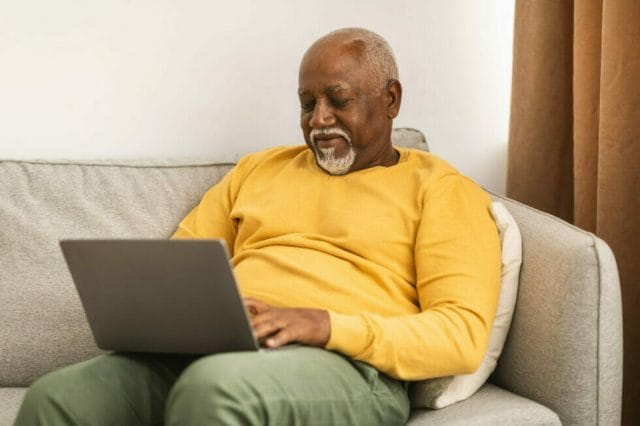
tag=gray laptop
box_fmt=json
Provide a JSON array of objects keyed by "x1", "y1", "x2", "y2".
[{"x1": 60, "y1": 239, "x2": 259, "y2": 354}]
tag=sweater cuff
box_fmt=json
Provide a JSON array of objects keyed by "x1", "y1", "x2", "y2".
[{"x1": 325, "y1": 311, "x2": 369, "y2": 357}]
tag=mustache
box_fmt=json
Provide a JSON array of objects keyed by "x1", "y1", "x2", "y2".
[{"x1": 309, "y1": 127, "x2": 351, "y2": 145}]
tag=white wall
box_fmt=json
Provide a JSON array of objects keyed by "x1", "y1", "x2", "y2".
[{"x1": 0, "y1": 1, "x2": 514, "y2": 193}]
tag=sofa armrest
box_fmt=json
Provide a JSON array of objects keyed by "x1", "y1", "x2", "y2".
[{"x1": 489, "y1": 193, "x2": 622, "y2": 425}]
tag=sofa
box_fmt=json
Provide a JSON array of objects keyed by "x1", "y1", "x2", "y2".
[{"x1": 0, "y1": 128, "x2": 622, "y2": 425}]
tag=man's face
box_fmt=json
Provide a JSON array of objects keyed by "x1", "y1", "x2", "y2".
[{"x1": 298, "y1": 44, "x2": 393, "y2": 175}]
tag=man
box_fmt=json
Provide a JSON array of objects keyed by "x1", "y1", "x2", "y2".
[{"x1": 16, "y1": 28, "x2": 500, "y2": 425}]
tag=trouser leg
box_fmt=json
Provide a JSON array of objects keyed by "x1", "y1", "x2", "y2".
[
  {"x1": 166, "y1": 346, "x2": 410, "y2": 426},
  {"x1": 14, "y1": 352, "x2": 194, "y2": 426}
]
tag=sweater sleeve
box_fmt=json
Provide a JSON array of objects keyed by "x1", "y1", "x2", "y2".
[
  {"x1": 325, "y1": 174, "x2": 501, "y2": 380},
  {"x1": 170, "y1": 166, "x2": 239, "y2": 254}
]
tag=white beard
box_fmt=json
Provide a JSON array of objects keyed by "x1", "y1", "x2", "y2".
[
  {"x1": 315, "y1": 146, "x2": 356, "y2": 175},
  {"x1": 310, "y1": 127, "x2": 356, "y2": 175}
]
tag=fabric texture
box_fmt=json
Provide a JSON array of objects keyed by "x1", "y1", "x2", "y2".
[
  {"x1": 407, "y1": 383, "x2": 560, "y2": 426},
  {"x1": 488, "y1": 193, "x2": 622, "y2": 426},
  {"x1": 172, "y1": 145, "x2": 501, "y2": 381},
  {"x1": 0, "y1": 159, "x2": 233, "y2": 386},
  {"x1": 507, "y1": 1, "x2": 639, "y2": 422},
  {"x1": 410, "y1": 202, "x2": 521, "y2": 408},
  {"x1": 0, "y1": 388, "x2": 27, "y2": 426},
  {"x1": 15, "y1": 347, "x2": 409, "y2": 426},
  {"x1": 387, "y1": 127, "x2": 429, "y2": 151}
]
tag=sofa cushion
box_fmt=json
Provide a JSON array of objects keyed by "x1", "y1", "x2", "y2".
[
  {"x1": 0, "y1": 388, "x2": 27, "y2": 426},
  {"x1": 0, "y1": 383, "x2": 561, "y2": 426},
  {"x1": 407, "y1": 383, "x2": 560, "y2": 426},
  {"x1": 0, "y1": 159, "x2": 233, "y2": 386},
  {"x1": 488, "y1": 193, "x2": 622, "y2": 425}
]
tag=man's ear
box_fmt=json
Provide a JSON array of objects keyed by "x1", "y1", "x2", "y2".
[{"x1": 385, "y1": 79, "x2": 402, "y2": 119}]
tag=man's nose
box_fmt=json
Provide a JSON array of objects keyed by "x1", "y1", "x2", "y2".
[{"x1": 308, "y1": 100, "x2": 335, "y2": 128}]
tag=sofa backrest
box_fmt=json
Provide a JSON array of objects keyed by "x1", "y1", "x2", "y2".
[
  {"x1": 0, "y1": 159, "x2": 233, "y2": 386},
  {"x1": 0, "y1": 128, "x2": 429, "y2": 387}
]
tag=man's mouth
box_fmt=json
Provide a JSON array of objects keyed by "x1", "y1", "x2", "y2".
[
  {"x1": 314, "y1": 136, "x2": 347, "y2": 149},
  {"x1": 309, "y1": 127, "x2": 351, "y2": 148}
]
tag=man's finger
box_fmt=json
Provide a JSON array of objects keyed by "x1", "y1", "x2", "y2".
[
  {"x1": 265, "y1": 328, "x2": 294, "y2": 348},
  {"x1": 243, "y1": 297, "x2": 270, "y2": 315},
  {"x1": 252, "y1": 317, "x2": 286, "y2": 340}
]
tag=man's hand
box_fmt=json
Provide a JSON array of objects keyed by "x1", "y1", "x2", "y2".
[{"x1": 244, "y1": 298, "x2": 331, "y2": 349}]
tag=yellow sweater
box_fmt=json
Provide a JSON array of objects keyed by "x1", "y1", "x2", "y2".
[{"x1": 172, "y1": 145, "x2": 501, "y2": 380}]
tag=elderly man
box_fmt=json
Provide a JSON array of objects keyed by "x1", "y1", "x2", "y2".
[{"x1": 16, "y1": 28, "x2": 500, "y2": 425}]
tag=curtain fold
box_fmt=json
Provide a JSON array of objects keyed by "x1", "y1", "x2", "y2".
[
  {"x1": 508, "y1": 1, "x2": 640, "y2": 424},
  {"x1": 573, "y1": 0, "x2": 602, "y2": 231},
  {"x1": 508, "y1": 0, "x2": 575, "y2": 221}
]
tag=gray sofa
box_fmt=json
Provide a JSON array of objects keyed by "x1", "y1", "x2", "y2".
[{"x1": 0, "y1": 129, "x2": 622, "y2": 425}]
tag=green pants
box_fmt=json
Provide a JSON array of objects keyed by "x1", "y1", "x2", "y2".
[{"x1": 15, "y1": 346, "x2": 409, "y2": 425}]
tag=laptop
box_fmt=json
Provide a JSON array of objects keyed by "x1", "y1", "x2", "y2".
[{"x1": 60, "y1": 239, "x2": 259, "y2": 354}]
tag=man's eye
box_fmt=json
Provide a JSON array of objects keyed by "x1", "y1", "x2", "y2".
[
  {"x1": 301, "y1": 100, "x2": 316, "y2": 112},
  {"x1": 331, "y1": 98, "x2": 351, "y2": 108}
]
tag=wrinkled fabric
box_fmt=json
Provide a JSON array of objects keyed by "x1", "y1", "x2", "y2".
[{"x1": 507, "y1": 1, "x2": 640, "y2": 423}]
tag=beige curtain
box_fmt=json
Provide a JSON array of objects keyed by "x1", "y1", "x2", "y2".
[{"x1": 507, "y1": 0, "x2": 640, "y2": 424}]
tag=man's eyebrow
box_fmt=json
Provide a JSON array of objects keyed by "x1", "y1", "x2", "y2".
[
  {"x1": 326, "y1": 85, "x2": 348, "y2": 94},
  {"x1": 297, "y1": 85, "x2": 350, "y2": 96}
]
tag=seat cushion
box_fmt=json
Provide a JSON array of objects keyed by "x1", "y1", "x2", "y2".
[
  {"x1": 407, "y1": 383, "x2": 560, "y2": 425},
  {"x1": 2, "y1": 384, "x2": 560, "y2": 426},
  {"x1": 0, "y1": 388, "x2": 27, "y2": 426}
]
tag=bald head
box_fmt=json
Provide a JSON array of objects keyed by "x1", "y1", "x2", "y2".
[
  {"x1": 298, "y1": 27, "x2": 402, "y2": 174},
  {"x1": 302, "y1": 28, "x2": 399, "y2": 91}
]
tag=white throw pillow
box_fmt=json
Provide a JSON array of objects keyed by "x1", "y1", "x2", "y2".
[{"x1": 409, "y1": 201, "x2": 522, "y2": 409}]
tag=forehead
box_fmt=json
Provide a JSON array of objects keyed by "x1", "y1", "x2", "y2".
[{"x1": 298, "y1": 44, "x2": 370, "y2": 95}]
